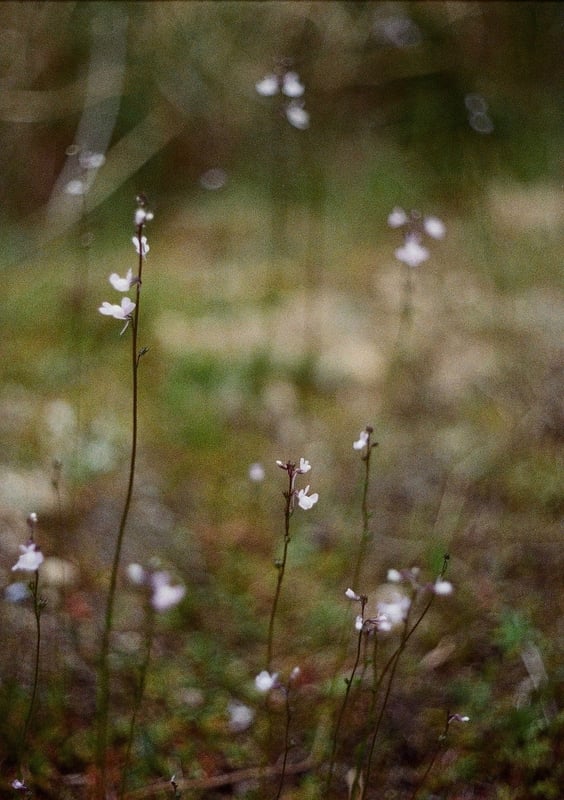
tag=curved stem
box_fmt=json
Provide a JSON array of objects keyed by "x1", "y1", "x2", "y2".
[
  {"x1": 96, "y1": 225, "x2": 145, "y2": 797},
  {"x1": 326, "y1": 621, "x2": 365, "y2": 795}
]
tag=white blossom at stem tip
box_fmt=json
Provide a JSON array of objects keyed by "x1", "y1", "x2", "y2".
[
  {"x1": 297, "y1": 458, "x2": 311, "y2": 474},
  {"x1": 434, "y1": 579, "x2": 453, "y2": 596},
  {"x1": 345, "y1": 587, "x2": 361, "y2": 601},
  {"x1": 353, "y1": 430, "x2": 370, "y2": 451},
  {"x1": 134, "y1": 207, "x2": 154, "y2": 226}
]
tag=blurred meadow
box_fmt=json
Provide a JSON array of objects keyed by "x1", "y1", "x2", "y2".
[{"x1": 0, "y1": 1, "x2": 563, "y2": 798}]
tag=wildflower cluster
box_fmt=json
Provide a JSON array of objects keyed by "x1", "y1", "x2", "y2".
[
  {"x1": 256, "y1": 64, "x2": 310, "y2": 130},
  {"x1": 98, "y1": 200, "x2": 153, "y2": 332},
  {"x1": 275, "y1": 457, "x2": 319, "y2": 511},
  {"x1": 388, "y1": 206, "x2": 445, "y2": 267},
  {"x1": 346, "y1": 566, "x2": 453, "y2": 635}
]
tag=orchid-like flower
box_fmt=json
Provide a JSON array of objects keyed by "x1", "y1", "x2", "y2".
[
  {"x1": 297, "y1": 485, "x2": 319, "y2": 510},
  {"x1": 132, "y1": 235, "x2": 149, "y2": 257},
  {"x1": 433, "y1": 579, "x2": 453, "y2": 596},
  {"x1": 376, "y1": 593, "x2": 411, "y2": 629},
  {"x1": 285, "y1": 101, "x2": 310, "y2": 130},
  {"x1": 353, "y1": 430, "x2": 370, "y2": 451},
  {"x1": 248, "y1": 462, "x2": 265, "y2": 482},
  {"x1": 256, "y1": 68, "x2": 310, "y2": 130},
  {"x1": 126, "y1": 562, "x2": 146, "y2": 585},
  {"x1": 387, "y1": 569, "x2": 402, "y2": 584},
  {"x1": 12, "y1": 541, "x2": 44, "y2": 572},
  {"x1": 256, "y1": 70, "x2": 305, "y2": 98},
  {"x1": 134, "y1": 207, "x2": 154, "y2": 226},
  {"x1": 99, "y1": 297, "x2": 136, "y2": 320},
  {"x1": 449, "y1": 713, "x2": 470, "y2": 723},
  {"x1": 345, "y1": 587, "x2": 361, "y2": 601},
  {"x1": 150, "y1": 571, "x2": 185, "y2": 612},
  {"x1": 227, "y1": 700, "x2": 255, "y2": 732},
  {"x1": 387, "y1": 207, "x2": 408, "y2": 228},
  {"x1": 109, "y1": 268, "x2": 134, "y2": 292},
  {"x1": 255, "y1": 670, "x2": 278, "y2": 692},
  {"x1": 297, "y1": 458, "x2": 311, "y2": 474},
  {"x1": 395, "y1": 234, "x2": 429, "y2": 268},
  {"x1": 423, "y1": 216, "x2": 446, "y2": 239},
  {"x1": 389, "y1": 207, "x2": 445, "y2": 267}
]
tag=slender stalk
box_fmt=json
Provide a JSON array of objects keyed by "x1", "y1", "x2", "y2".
[
  {"x1": 18, "y1": 570, "x2": 42, "y2": 772},
  {"x1": 275, "y1": 685, "x2": 293, "y2": 800},
  {"x1": 119, "y1": 601, "x2": 156, "y2": 800},
  {"x1": 95, "y1": 221, "x2": 146, "y2": 797},
  {"x1": 266, "y1": 470, "x2": 293, "y2": 671},
  {"x1": 408, "y1": 710, "x2": 452, "y2": 800},
  {"x1": 351, "y1": 429, "x2": 376, "y2": 591},
  {"x1": 358, "y1": 557, "x2": 450, "y2": 798},
  {"x1": 325, "y1": 605, "x2": 366, "y2": 794}
]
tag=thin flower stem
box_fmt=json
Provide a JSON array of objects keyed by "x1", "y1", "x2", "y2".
[
  {"x1": 96, "y1": 222, "x2": 145, "y2": 797},
  {"x1": 351, "y1": 432, "x2": 376, "y2": 591},
  {"x1": 326, "y1": 618, "x2": 365, "y2": 795},
  {"x1": 266, "y1": 472, "x2": 293, "y2": 671},
  {"x1": 120, "y1": 602, "x2": 156, "y2": 800},
  {"x1": 275, "y1": 686, "x2": 293, "y2": 800},
  {"x1": 408, "y1": 710, "x2": 451, "y2": 800},
  {"x1": 358, "y1": 556, "x2": 450, "y2": 798},
  {"x1": 18, "y1": 570, "x2": 42, "y2": 773}
]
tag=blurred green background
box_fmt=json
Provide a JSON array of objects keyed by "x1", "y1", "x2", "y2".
[{"x1": 0, "y1": 2, "x2": 562, "y2": 798}]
